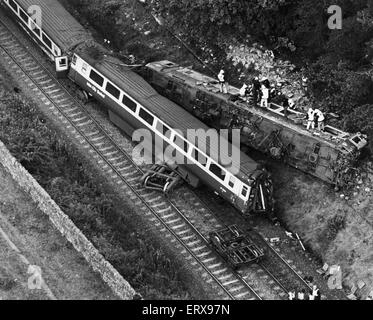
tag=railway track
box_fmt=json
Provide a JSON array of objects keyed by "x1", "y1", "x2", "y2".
[
  {"x1": 183, "y1": 190, "x2": 315, "y2": 298},
  {"x1": 169, "y1": 189, "x2": 290, "y2": 298},
  {"x1": 0, "y1": 18, "x2": 265, "y2": 300},
  {"x1": 249, "y1": 229, "x2": 313, "y2": 294}
]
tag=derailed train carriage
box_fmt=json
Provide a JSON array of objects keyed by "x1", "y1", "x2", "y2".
[
  {"x1": 141, "y1": 60, "x2": 368, "y2": 189},
  {"x1": 1, "y1": 0, "x2": 275, "y2": 218}
]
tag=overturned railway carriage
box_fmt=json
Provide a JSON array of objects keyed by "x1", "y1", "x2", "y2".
[
  {"x1": 0, "y1": 0, "x2": 275, "y2": 217},
  {"x1": 142, "y1": 61, "x2": 368, "y2": 188}
]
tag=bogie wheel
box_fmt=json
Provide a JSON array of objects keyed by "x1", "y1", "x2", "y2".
[{"x1": 77, "y1": 89, "x2": 89, "y2": 103}]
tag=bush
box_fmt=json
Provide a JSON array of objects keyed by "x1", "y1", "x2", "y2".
[{"x1": 307, "y1": 58, "x2": 373, "y2": 113}]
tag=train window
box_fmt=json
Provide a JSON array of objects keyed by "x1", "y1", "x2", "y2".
[
  {"x1": 196, "y1": 90, "x2": 206, "y2": 101},
  {"x1": 241, "y1": 185, "x2": 248, "y2": 198},
  {"x1": 313, "y1": 143, "x2": 321, "y2": 154},
  {"x1": 175, "y1": 86, "x2": 183, "y2": 96},
  {"x1": 139, "y1": 108, "x2": 154, "y2": 125},
  {"x1": 163, "y1": 124, "x2": 171, "y2": 137},
  {"x1": 122, "y1": 95, "x2": 137, "y2": 112},
  {"x1": 31, "y1": 22, "x2": 40, "y2": 37},
  {"x1": 228, "y1": 176, "x2": 235, "y2": 188},
  {"x1": 192, "y1": 148, "x2": 207, "y2": 166},
  {"x1": 175, "y1": 136, "x2": 189, "y2": 154},
  {"x1": 89, "y1": 69, "x2": 104, "y2": 87},
  {"x1": 183, "y1": 140, "x2": 189, "y2": 153},
  {"x1": 59, "y1": 58, "x2": 67, "y2": 67},
  {"x1": 167, "y1": 80, "x2": 174, "y2": 91},
  {"x1": 9, "y1": 0, "x2": 17, "y2": 12},
  {"x1": 156, "y1": 121, "x2": 166, "y2": 136},
  {"x1": 19, "y1": 9, "x2": 28, "y2": 23},
  {"x1": 42, "y1": 34, "x2": 52, "y2": 49},
  {"x1": 164, "y1": 129, "x2": 172, "y2": 140},
  {"x1": 156, "y1": 122, "x2": 171, "y2": 138},
  {"x1": 155, "y1": 121, "x2": 163, "y2": 134},
  {"x1": 209, "y1": 163, "x2": 226, "y2": 181},
  {"x1": 105, "y1": 81, "x2": 120, "y2": 99}
]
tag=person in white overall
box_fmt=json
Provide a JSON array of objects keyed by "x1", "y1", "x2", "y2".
[
  {"x1": 239, "y1": 83, "x2": 249, "y2": 101},
  {"x1": 260, "y1": 84, "x2": 269, "y2": 108},
  {"x1": 218, "y1": 70, "x2": 228, "y2": 94},
  {"x1": 314, "y1": 109, "x2": 325, "y2": 131},
  {"x1": 307, "y1": 108, "x2": 315, "y2": 130}
]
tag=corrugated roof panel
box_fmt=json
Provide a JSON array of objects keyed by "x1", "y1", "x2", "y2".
[
  {"x1": 15, "y1": 0, "x2": 91, "y2": 51},
  {"x1": 77, "y1": 46, "x2": 158, "y2": 100},
  {"x1": 102, "y1": 60, "x2": 157, "y2": 99}
]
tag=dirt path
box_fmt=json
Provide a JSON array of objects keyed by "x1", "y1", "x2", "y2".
[{"x1": 0, "y1": 165, "x2": 117, "y2": 300}]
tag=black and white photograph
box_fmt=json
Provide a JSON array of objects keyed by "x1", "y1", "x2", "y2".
[{"x1": 0, "y1": 0, "x2": 372, "y2": 311}]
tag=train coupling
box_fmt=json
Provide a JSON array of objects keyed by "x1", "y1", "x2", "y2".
[{"x1": 140, "y1": 164, "x2": 182, "y2": 195}]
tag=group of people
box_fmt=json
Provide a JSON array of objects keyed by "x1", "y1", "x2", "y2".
[
  {"x1": 220, "y1": 70, "x2": 297, "y2": 120},
  {"x1": 289, "y1": 282, "x2": 321, "y2": 300},
  {"x1": 238, "y1": 76, "x2": 275, "y2": 109},
  {"x1": 217, "y1": 69, "x2": 325, "y2": 132},
  {"x1": 306, "y1": 107, "x2": 325, "y2": 131}
]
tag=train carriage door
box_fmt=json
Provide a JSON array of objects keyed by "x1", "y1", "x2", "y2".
[{"x1": 55, "y1": 56, "x2": 69, "y2": 79}]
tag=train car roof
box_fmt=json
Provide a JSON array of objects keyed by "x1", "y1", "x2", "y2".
[
  {"x1": 15, "y1": 0, "x2": 92, "y2": 52},
  {"x1": 146, "y1": 60, "x2": 365, "y2": 152},
  {"x1": 76, "y1": 46, "x2": 260, "y2": 180}
]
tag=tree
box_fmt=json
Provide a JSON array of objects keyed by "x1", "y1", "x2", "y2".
[{"x1": 307, "y1": 57, "x2": 373, "y2": 113}]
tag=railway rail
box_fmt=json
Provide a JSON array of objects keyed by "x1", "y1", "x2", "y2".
[
  {"x1": 0, "y1": 18, "x2": 265, "y2": 300},
  {"x1": 250, "y1": 230, "x2": 313, "y2": 294},
  {"x1": 185, "y1": 190, "x2": 316, "y2": 297}
]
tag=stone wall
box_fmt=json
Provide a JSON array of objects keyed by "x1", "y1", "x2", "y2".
[{"x1": 0, "y1": 140, "x2": 137, "y2": 300}]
